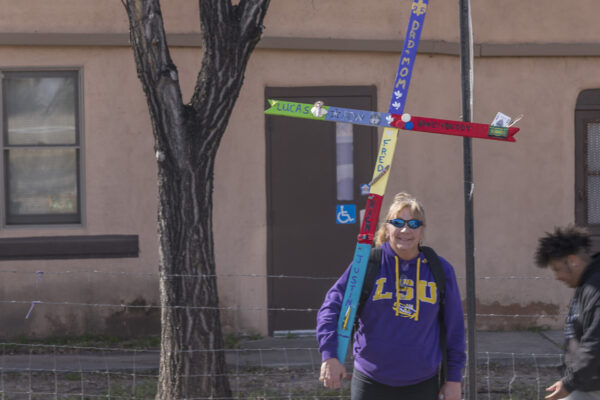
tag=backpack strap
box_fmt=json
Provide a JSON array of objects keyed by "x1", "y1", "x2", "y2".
[
  {"x1": 353, "y1": 247, "x2": 382, "y2": 335},
  {"x1": 420, "y1": 245, "x2": 448, "y2": 385},
  {"x1": 420, "y1": 246, "x2": 446, "y2": 304}
]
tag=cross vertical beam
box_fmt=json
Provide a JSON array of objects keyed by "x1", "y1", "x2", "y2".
[
  {"x1": 264, "y1": 0, "x2": 520, "y2": 385},
  {"x1": 333, "y1": 0, "x2": 430, "y2": 364}
]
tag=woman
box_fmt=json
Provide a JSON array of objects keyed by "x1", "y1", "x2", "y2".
[{"x1": 316, "y1": 192, "x2": 465, "y2": 399}]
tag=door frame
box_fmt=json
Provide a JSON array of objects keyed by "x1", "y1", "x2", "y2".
[{"x1": 265, "y1": 85, "x2": 378, "y2": 334}]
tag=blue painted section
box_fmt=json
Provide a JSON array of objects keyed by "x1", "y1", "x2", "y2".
[
  {"x1": 325, "y1": 107, "x2": 393, "y2": 127},
  {"x1": 336, "y1": 243, "x2": 372, "y2": 364},
  {"x1": 336, "y1": 204, "x2": 356, "y2": 224},
  {"x1": 388, "y1": 0, "x2": 429, "y2": 115}
]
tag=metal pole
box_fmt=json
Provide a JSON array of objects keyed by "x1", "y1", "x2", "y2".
[{"x1": 459, "y1": 0, "x2": 477, "y2": 398}]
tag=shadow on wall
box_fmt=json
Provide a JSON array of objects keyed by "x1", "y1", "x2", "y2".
[{"x1": 105, "y1": 297, "x2": 160, "y2": 338}]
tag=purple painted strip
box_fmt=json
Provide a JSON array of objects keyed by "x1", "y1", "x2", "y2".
[{"x1": 388, "y1": 0, "x2": 429, "y2": 114}]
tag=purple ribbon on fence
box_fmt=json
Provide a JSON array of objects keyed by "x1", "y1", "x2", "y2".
[
  {"x1": 388, "y1": 0, "x2": 429, "y2": 115},
  {"x1": 35, "y1": 271, "x2": 44, "y2": 287},
  {"x1": 25, "y1": 301, "x2": 40, "y2": 319}
]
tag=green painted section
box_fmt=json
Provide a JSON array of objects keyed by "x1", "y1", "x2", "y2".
[{"x1": 264, "y1": 99, "x2": 327, "y2": 120}]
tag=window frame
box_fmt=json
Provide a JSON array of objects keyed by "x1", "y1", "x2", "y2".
[{"x1": 1, "y1": 68, "x2": 84, "y2": 227}]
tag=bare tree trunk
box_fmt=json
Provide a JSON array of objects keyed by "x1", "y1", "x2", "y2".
[{"x1": 122, "y1": 0, "x2": 269, "y2": 398}]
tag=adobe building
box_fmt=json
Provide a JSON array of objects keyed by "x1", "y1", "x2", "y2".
[{"x1": 0, "y1": 0, "x2": 598, "y2": 337}]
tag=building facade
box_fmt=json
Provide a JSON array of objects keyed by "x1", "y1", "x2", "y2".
[{"x1": 0, "y1": 0, "x2": 599, "y2": 337}]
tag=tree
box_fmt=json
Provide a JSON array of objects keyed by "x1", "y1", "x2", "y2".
[{"x1": 122, "y1": 0, "x2": 270, "y2": 398}]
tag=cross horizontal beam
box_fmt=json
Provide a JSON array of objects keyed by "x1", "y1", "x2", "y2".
[{"x1": 265, "y1": 99, "x2": 519, "y2": 142}]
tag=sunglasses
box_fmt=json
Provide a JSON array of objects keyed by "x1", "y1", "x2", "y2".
[{"x1": 387, "y1": 218, "x2": 423, "y2": 229}]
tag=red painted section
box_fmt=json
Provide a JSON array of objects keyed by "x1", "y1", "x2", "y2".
[
  {"x1": 358, "y1": 194, "x2": 383, "y2": 244},
  {"x1": 391, "y1": 115, "x2": 519, "y2": 142}
]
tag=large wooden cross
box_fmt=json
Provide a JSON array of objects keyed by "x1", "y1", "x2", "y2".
[{"x1": 264, "y1": 0, "x2": 519, "y2": 363}]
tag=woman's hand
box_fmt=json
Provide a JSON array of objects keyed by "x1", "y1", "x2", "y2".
[
  {"x1": 319, "y1": 358, "x2": 347, "y2": 388},
  {"x1": 439, "y1": 380, "x2": 461, "y2": 400}
]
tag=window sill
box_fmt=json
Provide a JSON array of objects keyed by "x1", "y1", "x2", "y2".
[{"x1": 0, "y1": 235, "x2": 139, "y2": 260}]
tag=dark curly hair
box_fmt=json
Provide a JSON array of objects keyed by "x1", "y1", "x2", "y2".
[{"x1": 534, "y1": 225, "x2": 590, "y2": 267}]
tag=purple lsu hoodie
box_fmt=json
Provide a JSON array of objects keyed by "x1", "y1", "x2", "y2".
[{"x1": 316, "y1": 242, "x2": 466, "y2": 386}]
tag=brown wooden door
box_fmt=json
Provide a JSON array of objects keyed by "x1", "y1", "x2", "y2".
[{"x1": 265, "y1": 86, "x2": 378, "y2": 334}]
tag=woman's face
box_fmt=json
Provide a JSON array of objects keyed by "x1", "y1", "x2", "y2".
[{"x1": 386, "y1": 206, "x2": 424, "y2": 259}]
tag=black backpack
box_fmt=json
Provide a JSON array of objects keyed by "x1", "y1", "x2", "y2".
[{"x1": 354, "y1": 245, "x2": 448, "y2": 384}]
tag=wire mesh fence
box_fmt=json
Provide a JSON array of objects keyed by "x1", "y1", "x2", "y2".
[{"x1": 0, "y1": 268, "x2": 566, "y2": 399}]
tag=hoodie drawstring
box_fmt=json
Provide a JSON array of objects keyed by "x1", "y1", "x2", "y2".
[{"x1": 393, "y1": 255, "x2": 421, "y2": 321}]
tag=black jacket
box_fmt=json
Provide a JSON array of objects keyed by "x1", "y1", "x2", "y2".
[{"x1": 562, "y1": 253, "x2": 600, "y2": 392}]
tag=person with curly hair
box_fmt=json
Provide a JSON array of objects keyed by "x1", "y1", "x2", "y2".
[{"x1": 535, "y1": 225, "x2": 600, "y2": 400}]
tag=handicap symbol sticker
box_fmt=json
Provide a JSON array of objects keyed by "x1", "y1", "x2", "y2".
[{"x1": 336, "y1": 204, "x2": 356, "y2": 224}]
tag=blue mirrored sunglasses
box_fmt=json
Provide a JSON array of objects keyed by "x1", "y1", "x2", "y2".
[{"x1": 387, "y1": 218, "x2": 423, "y2": 229}]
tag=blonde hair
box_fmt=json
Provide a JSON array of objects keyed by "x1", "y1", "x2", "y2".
[{"x1": 374, "y1": 192, "x2": 426, "y2": 247}]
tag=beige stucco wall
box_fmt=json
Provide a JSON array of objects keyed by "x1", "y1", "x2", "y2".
[
  {"x1": 0, "y1": 0, "x2": 597, "y2": 336},
  {"x1": 0, "y1": 0, "x2": 196, "y2": 34},
  {"x1": 0, "y1": 0, "x2": 598, "y2": 44},
  {"x1": 266, "y1": 0, "x2": 600, "y2": 44},
  {"x1": 217, "y1": 1, "x2": 600, "y2": 332},
  {"x1": 222, "y1": 48, "x2": 589, "y2": 332},
  {"x1": 0, "y1": 45, "x2": 161, "y2": 337}
]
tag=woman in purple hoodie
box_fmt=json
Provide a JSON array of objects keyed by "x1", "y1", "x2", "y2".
[{"x1": 317, "y1": 192, "x2": 466, "y2": 400}]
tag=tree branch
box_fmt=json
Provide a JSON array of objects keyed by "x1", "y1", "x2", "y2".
[
  {"x1": 124, "y1": 0, "x2": 185, "y2": 161},
  {"x1": 189, "y1": 0, "x2": 269, "y2": 151},
  {"x1": 238, "y1": 0, "x2": 269, "y2": 40}
]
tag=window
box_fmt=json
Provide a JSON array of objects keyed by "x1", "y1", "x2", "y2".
[
  {"x1": 2, "y1": 70, "x2": 81, "y2": 225},
  {"x1": 575, "y1": 90, "x2": 600, "y2": 238}
]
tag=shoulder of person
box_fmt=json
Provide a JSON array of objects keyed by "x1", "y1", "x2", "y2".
[
  {"x1": 584, "y1": 261, "x2": 600, "y2": 284},
  {"x1": 581, "y1": 270, "x2": 600, "y2": 298},
  {"x1": 422, "y1": 249, "x2": 456, "y2": 276},
  {"x1": 579, "y1": 269, "x2": 600, "y2": 308}
]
